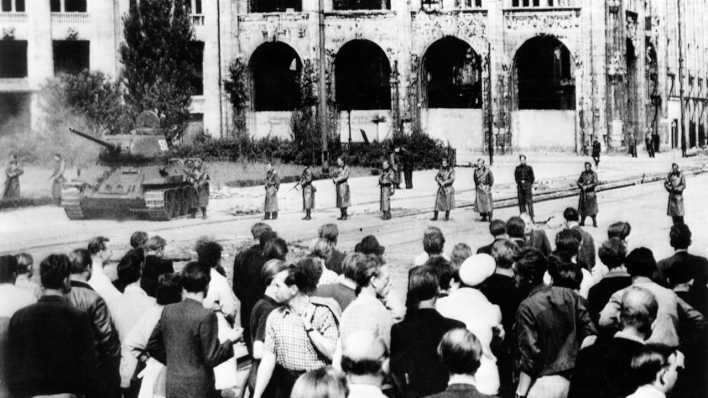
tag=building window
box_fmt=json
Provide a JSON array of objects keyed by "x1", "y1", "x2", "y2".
[
  {"x1": 189, "y1": 41, "x2": 204, "y2": 96},
  {"x1": 2, "y1": 0, "x2": 24, "y2": 12},
  {"x1": 250, "y1": 0, "x2": 302, "y2": 12},
  {"x1": 51, "y1": 0, "x2": 87, "y2": 12},
  {"x1": 423, "y1": 37, "x2": 482, "y2": 108},
  {"x1": 514, "y1": 36, "x2": 575, "y2": 110},
  {"x1": 53, "y1": 40, "x2": 90, "y2": 75},
  {"x1": 335, "y1": 40, "x2": 391, "y2": 110},
  {"x1": 334, "y1": 0, "x2": 390, "y2": 10},
  {"x1": 0, "y1": 40, "x2": 28, "y2": 78}
]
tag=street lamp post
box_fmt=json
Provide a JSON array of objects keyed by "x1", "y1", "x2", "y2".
[
  {"x1": 318, "y1": 0, "x2": 329, "y2": 172},
  {"x1": 677, "y1": 0, "x2": 686, "y2": 157}
]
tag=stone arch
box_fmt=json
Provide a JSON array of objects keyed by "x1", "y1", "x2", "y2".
[
  {"x1": 248, "y1": 41, "x2": 302, "y2": 112},
  {"x1": 334, "y1": 39, "x2": 391, "y2": 110},
  {"x1": 421, "y1": 36, "x2": 483, "y2": 109},
  {"x1": 513, "y1": 35, "x2": 575, "y2": 110}
]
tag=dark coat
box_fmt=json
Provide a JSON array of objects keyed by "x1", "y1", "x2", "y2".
[
  {"x1": 423, "y1": 383, "x2": 498, "y2": 398},
  {"x1": 656, "y1": 252, "x2": 708, "y2": 315},
  {"x1": 572, "y1": 225, "x2": 596, "y2": 270},
  {"x1": 577, "y1": 170, "x2": 598, "y2": 217},
  {"x1": 141, "y1": 256, "x2": 174, "y2": 298},
  {"x1": 391, "y1": 308, "x2": 465, "y2": 398},
  {"x1": 67, "y1": 280, "x2": 121, "y2": 363},
  {"x1": 664, "y1": 171, "x2": 686, "y2": 217},
  {"x1": 147, "y1": 298, "x2": 234, "y2": 398},
  {"x1": 233, "y1": 243, "x2": 266, "y2": 350}
]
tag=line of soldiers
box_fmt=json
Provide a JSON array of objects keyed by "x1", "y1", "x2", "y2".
[{"x1": 262, "y1": 154, "x2": 689, "y2": 227}]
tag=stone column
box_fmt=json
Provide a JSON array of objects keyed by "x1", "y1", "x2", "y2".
[
  {"x1": 605, "y1": 0, "x2": 626, "y2": 149},
  {"x1": 27, "y1": 0, "x2": 52, "y2": 132}
]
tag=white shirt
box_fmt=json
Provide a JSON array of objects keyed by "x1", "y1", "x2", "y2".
[
  {"x1": 124, "y1": 306, "x2": 166, "y2": 398},
  {"x1": 348, "y1": 383, "x2": 387, "y2": 398},
  {"x1": 115, "y1": 284, "x2": 156, "y2": 338},
  {"x1": 88, "y1": 266, "x2": 123, "y2": 315},
  {"x1": 626, "y1": 385, "x2": 666, "y2": 398},
  {"x1": 204, "y1": 268, "x2": 239, "y2": 320},
  {"x1": 0, "y1": 283, "x2": 36, "y2": 317}
]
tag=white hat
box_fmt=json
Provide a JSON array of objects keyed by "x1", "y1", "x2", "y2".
[{"x1": 458, "y1": 253, "x2": 496, "y2": 287}]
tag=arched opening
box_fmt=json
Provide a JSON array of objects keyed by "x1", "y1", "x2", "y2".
[
  {"x1": 335, "y1": 40, "x2": 390, "y2": 110},
  {"x1": 625, "y1": 38, "x2": 639, "y2": 139},
  {"x1": 689, "y1": 119, "x2": 697, "y2": 148},
  {"x1": 699, "y1": 122, "x2": 706, "y2": 147},
  {"x1": 514, "y1": 36, "x2": 575, "y2": 110},
  {"x1": 249, "y1": 42, "x2": 301, "y2": 112},
  {"x1": 423, "y1": 37, "x2": 482, "y2": 109}
]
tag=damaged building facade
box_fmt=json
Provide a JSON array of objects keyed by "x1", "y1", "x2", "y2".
[{"x1": 0, "y1": 0, "x2": 707, "y2": 155}]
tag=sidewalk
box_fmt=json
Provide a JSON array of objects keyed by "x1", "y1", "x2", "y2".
[{"x1": 209, "y1": 149, "x2": 708, "y2": 218}]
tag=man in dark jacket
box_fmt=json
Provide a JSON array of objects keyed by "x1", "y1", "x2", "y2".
[
  {"x1": 391, "y1": 266, "x2": 465, "y2": 398},
  {"x1": 514, "y1": 154, "x2": 535, "y2": 222},
  {"x1": 67, "y1": 248, "x2": 121, "y2": 398},
  {"x1": 476, "y1": 219, "x2": 507, "y2": 255},
  {"x1": 147, "y1": 262, "x2": 241, "y2": 398},
  {"x1": 423, "y1": 328, "x2": 498, "y2": 398},
  {"x1": 563, "y1": 207, "x2": 596, "y2": 272},
  {"x1": 6, "y1": 254, "x2": 97, "y2": 397},
  {"x1": 141, "y1": 236, "x2": 174, "y2": 297}
]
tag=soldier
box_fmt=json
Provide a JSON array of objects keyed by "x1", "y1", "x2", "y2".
[
  {"x1": 190, "y1": 158, "x2": 209, "y2": 219},
  {"x1": 49, "y1": 153, "x2": 65, "y2": 205},
  {"x1": 645, "y1": 130, "x2": 655, "y2": 158},
  {"x1": 3, "y1": 153, "x2": 23, "y2": 200},
  {"x1": 664, "y1": 163, "x2": 686, "y2": 225},
  {"x1": 431, "y1": 158, "x2": 455, "y2": 221},
  {"x1": 628, "y1": 134, "x2": 638, "y2": 158},
  {"x1": 577, "y1": 162, "x2": 599, "y2": 227},
  {"x1": 591, "y1": 136, "x2": 602, "y2": 167},
  {"x1": 514, "y1": 154, "x2": 535, "y2": 223},
  {"x1": 390, "y1": 147, "x2": 402, "y2": 189},
  {"x1": 333, "y1": 156, "x2": 350, "y2": 220},
  {"x1": 379, "y1": 160, "x2": 395, "y2": 220},
  {"x1": 473, "y1": 158, "x2": 494, "y2": 222},
  {"x1": 299, "y1": 163, "x2": 315, "y2": 220},
  {"x1": 263, "y1": 162, "x2": 280, "y2": 220},
  {"x1": 400, "y1": 145, "x2": 414, "y2": 189}
]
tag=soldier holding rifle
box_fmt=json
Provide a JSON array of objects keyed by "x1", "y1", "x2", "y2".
[
  {"x1": 298, "y1": 163, "x2": 315, "y2": 220},
  {"x1": 431, "y1": 157, "x2": 455, "y2": 221},
  {"x1": 263, "y1": 162, "x2": 280, "y2": 220},
  {"x1": 333, "y1": 157, "x2": 350, "y2": 220}
]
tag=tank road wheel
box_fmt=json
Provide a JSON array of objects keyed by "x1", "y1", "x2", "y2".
[{"x1": 62, "y1": 187, "x2": 85, "y2": 220}]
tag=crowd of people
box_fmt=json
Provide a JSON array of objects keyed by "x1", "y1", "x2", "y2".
[{"x1": 0, "y1": 211, "x2": 707, "y2": 398}]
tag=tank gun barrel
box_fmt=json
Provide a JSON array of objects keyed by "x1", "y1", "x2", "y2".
[{"x1": 68, "y1": 128, "x2": 120, "y2": 152}]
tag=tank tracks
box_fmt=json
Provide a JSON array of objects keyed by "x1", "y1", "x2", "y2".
[
  {"x1": 61, "y1": 187, "x2": 85, "y2": 220},
  {"x1": 144, "y1": 187, "x2": 197, "y2": 221}
]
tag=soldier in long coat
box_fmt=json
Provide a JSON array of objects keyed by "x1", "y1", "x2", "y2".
[
  {"x1": 577, "y1": 162, "x2": 599, "y2": 227},
  {"x1": 664, "y1": 163, "x2": 686, "y2": 225},
  {"x1": 2, "y1": 154, "x2": 23, "y2": 200},
  {"x1": 379, "y1": 160, "x2": 395, "y2": 220},
  {"x1": 474, "y1": 159, "x2": 494, "y2": 222},
  {"x1": 300, "y1": 164, "x2": 315, "y2": 220},
  {"x1": 431, "y1": 158, "x2": 455, "y2": 221},
  {"x1": 50, "y1": 153, "x2": 65, "y2": 205},
  {"x1": 514, "y1": 154, "x2": 535, "y2": 222},
  {"x1": 189, "y1": 159, "x2": 209, "y2": 219},
  {"x1": 264, "y1": 163, "x2": 280, "y2": 220},
  {"x1": 333, "y1": 157, "x2": 350, "y2": 220}
]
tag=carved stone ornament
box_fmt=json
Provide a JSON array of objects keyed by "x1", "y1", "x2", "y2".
[
  {"x1": 238, "y1": 13, "x2": 309, "y2": 45},
  {"x1": 2, "y1": 27, "x2": 15, "y2": 40},
  {"x1": 607, "y1": 50, "x2": 625, "y2": 79},
  {"x1": 412, "y1": 11, "x2": 487, "y2": 55},
  {"x1": 504, "y1": 10, "x2": 580, "y2": 32},
  {"x1": 608, "y1": 0, "x2": 621, "y2": 13},
  {"x1": 66, "y1": 27, "x2": 80, "y2": 40}
]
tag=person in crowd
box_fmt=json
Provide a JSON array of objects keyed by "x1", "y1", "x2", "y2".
[
  {"x1": 67, "y1": 248, "x2": 122, "y2": 398},
  {"x1": 436, "y1": 254, "x2": 501, "y2": 395},
  {"x1": 248, "y1": 259, "x2": 289, "y2": 395},
  {"x1": 333, "y1": 156, "x2": 351, "y2": 220},
  {"x1": 124, "y1": 274, "x2": 182, "y2": 398},
  {"x1": 425, "y1": 255, "x2": 455, "y2": 296},
  {"x1": 379, "y1": 160, "x2": 396, "y2": 220},
  {"x1": 568, "y1": 286, "x2": 658, "y2": 398},
  {"x1": 547, "y1": 229, "x2": 588, "y2": 296},
  {"x1": 414, "y1": 226, "x2": 448, "y2": 266},
  {"x1": 562, "y1": 207, "x2": 596, "y2": 273},
  {"x1": 196, "y1": 238, "x2": 240, "y2": 323},
  {"x1": 587, "y1": 238, "x2": 632, "y2": 323},
  {"x1": 314, "y1": 252, "x2": 360, "y2": 312},
  {"x1": 290, "y1": 366, "x2": 348, "y2": 398},
  {"x1": 477, "y1": 219, "x2": 507, "y2": 255},
  {"x1": 591, "y1": 136, "x2": 602, "y2": 167},
  {"x1": 50, "y1": 152, "x2": 66, "y2": 205},
  {"x1": 2, "y1": 152, "x2": 23, "y2": 200},
  {"x1": 341, "y1": 331, "x2": 389, "y2": 398},
  {"x1": 645, "y1": 131, "x2": 655, "y2": 158},
  {"x1": 507, "y1": 216, "x2": 552, "y2": 257},
  {"x1": 354, "y1": 235, "x2": 385, "y2": 258},
  {"x1": 599, "y1": 247, "x2": 705, "y2": 348},
  {"x1": 264, "y1": 162, "x2": 280, "y2": 220},
  {"x1": 87, "y1": 236, "x2": 121, "y2": 299},
  {"x1": 576, "y1": 163, "x2": 599, "y2": 227},
  {"x1": 309, "y1": 238, "x2": 340, "y2": 286},
  {"x1": 141, "y1": 235, "x2": 174, "y2": 298},
  {"x1": 513, "y1": 248, "x2": 597, "y2": 398},
  {"x1": 424, "y1": 328, "x2": 497, "y2": 398},
  {"x1": 626, "y1": 345, "x2": 684, "y2": 398},
  {"x1": 514, "y1": 154, "x2": 535, "y2": 223},
  {"x1": 432, "y1": 157, "x2": 455, "y2": 221},
  {"x1": 0, "y1": 255, "x2": 36, "y2": 318},
  {"x1": 450, "y1": 243, "x2": 472, "y2": 271},
  {"x1": 130, "y1": 231, "x2": 149, "y2": 251},
  {"x1": 147, "y1": 262, "x2": 241, "y2": 398},
  {"x1": 607, "y1": 221, "x2": 632, "y2": 243},
  {"x1": 14, "y1": 252, "x2": 40, "y2": 298},
  {"x1": 6, "y1": 254, "x2": 97, "y2": 397},
  {"x1": 252, "y1": 259, "x2": 338, "y2": 398},
  {"x1": 390, "y1": 266, "x2": 465, "y2": 397},
  {"x1": 656, "y1": 223, "x2": 708, "y2": 315},
  {"x1": 340, "y1": 253, "x2": 393, "y2": 350},
  {"x1": 113, "y1": 248, "x2": 145, "y2": 293},
  {"x1": 300, "y1": 163, "x2": 316, "y2": 220},
  {"x1": 474, "y1": 158, "x2": 494, "y2": 222},
  {"x1": 319, "y1": 223, "x2": 346, "y2": 274},
  {"x1": 664, "y1": 163, "x2": 686, "y2": 225},
  {"x1": 234, "y1": 224, "x2": 277, "y2": 351}
]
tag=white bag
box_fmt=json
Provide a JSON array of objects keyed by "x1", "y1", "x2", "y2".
[{"x1": 214, "y1": 312, "x2": 239, "y2": 390}]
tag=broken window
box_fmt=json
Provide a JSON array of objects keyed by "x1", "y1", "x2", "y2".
[
  {"x1": 250, "y1": 42, "x2": 301, "y2": 111},
  {"x1": 0, "y1": 93, "x2": 30, "y2": 136},
  {"x1": 423, "y1": 37, "x2": 482, "y2": 108},
  {"x1": 514, "y1": 36, "x2": 575, "y2": 110},
  {"x1": 333, "y1": 0, "x2": 390, "y2": 10},
  {"x1": 0, "y1": 40, "x2": 28, "y2": 78},
  {"x1": 335, "y1": 40, "x2": 391, "y2": 110},
  {"x1": 250, "y1": 0, "x2": 302, "y2": 12},
  {"x1": 53, "y1": 40, "x2": 90, "y2": 75},
  {"x1": 188, "y1": 41, "x2": 204, "y2": 96}
]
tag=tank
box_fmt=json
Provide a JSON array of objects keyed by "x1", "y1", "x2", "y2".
[{"x1": 61, "y1": 111, "x2": 205, "y2": 221}]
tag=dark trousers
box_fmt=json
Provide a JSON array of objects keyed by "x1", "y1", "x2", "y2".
[
  {"x1": 403, "y1": 167, "x2": 413, "y2": 189},
  {"x1": 517, "y1": 186, "x2": 534, "y2": 218},
  {"x1": 672, "y1": 216, "x2": 685, "y2": 225},
  {"x1": 592, "y1": 154, "x2": 600, "y2": 166},
  {"x1": 93, "y1": 356, "x2": 121, "y2": 398}
]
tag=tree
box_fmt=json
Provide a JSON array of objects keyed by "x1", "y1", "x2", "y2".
[
  {"x1": 120, "y1": 0, "x2": 198, "y2": 144},
  {"x1": 223, "y1": 58, "x2": 250, "y2": 137}
]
